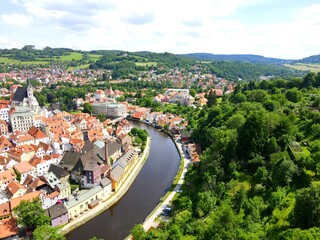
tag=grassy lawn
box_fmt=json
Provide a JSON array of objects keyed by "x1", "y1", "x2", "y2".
[
  {"x1": 284, "y1": 63, "x2": 320, "y2": 73},
  {"x1": 135, "y1": 62, "x2": 158, "y2": 67}
]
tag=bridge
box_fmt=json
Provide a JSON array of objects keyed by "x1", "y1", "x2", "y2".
[{"x1": 109, "y1": 114, "x2": 128, "y2": 125}]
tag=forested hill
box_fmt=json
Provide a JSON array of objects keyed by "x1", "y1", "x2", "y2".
[
  {"x1": 181, "y1": 53, "x2": 320, "y2": 64},
  {"x1": 295, "y1": 54, "x2": 320, "y2": 64},
  {"x1": 90, "y1": 51, "x2": 304, "y2": 81},
  {"x1": 0, "y1": 46, "x2": 307, "y2": 81},
  {"x1": 207, "y1": 61, "x2": 303, "y2": 81},
  {"x1": 180, "y1": 53, "x2": 293, "y2": 64},
  {"x1": 131, "y1": 72, "x2": 320, "y2": 239}
]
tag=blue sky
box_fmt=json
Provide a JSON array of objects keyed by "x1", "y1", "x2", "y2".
[{"x1": 0, "y1": 0, "x2": 319, "y2": 59}]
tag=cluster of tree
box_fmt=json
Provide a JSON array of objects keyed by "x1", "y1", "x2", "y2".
[
  {"x1": 295, "y1": 54, "x2": 320, "y2": 64},
  {"x1": 0, "y1": 46, "x2": 102, "y2": 69},
  {"x1": 89, "y1": 51, "x2": 196, "y2": 77},
  {"x1": 33, "y1": 83, "x2": 94, "y2": 110},
  {"x1": 130, "y1": 127, "x2": 148, "y2": 151},
  {"x1": 28, "y1": 79, "x2": 175, "y2": 112},
  {"x1": 131, "y1": 72, "x2": 320, "y2": 239},
  {"x1": 14, "y1": 198, "x2": 65, "y2": 240},
  {"x1": 180, "y1": 53, "x2": 293, "y2": 64},
  {"x1": 209, "y1": 61, "x2": 305, "y2": 81},
  {"x1": 0, "y1": 45, "x2": 73, "y2": 61}
]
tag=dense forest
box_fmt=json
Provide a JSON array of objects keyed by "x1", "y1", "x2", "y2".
[
  {"x1": 295, "y1": 54, "x2": 320, "y2": 64},
  {"x1": 131, "y1": 72, "x2": 320, "y2": 239},
  {"x1": 208, "y1": 61, "x2": 303, "y2": 81},
  {"x1": 180, "y1": 53, "x2": 293, "y2": 64}
]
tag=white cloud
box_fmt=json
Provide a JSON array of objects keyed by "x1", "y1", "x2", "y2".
[
  {"x1": 0, "y1": 13, "x2": 32, "y2": 27},
  {"x1": 298, "y1": 4, "x2": 320, "y2": 24},
  {"x1": 0, "y1": 37, "x2": 20, "y2": 49},
  {"x1": 0, "y1": 0, "x2": 319, "y2": 59}
]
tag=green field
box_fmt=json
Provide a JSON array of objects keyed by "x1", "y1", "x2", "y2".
[
  {"x1": 0, "y1": 52, "x2": 102, "y2": 67},
  {"x1": 60, "y1": 52, "x2": 84, "y2": 61},
  {"x1": 135, "y1": 62, "x2": 157, "y2": 67},
  {"x1": 68, "y1": 64, "x2": 91, "y2": 70},
  {"x1": 285, "y1": 63, "x2": 320, "y2": 73},
  {"x1": 0, "y1": 57, "x2": 48, "y2": 65},
  {"x1": 88, "y1": 54, "x2": 102, "y2": 60}
]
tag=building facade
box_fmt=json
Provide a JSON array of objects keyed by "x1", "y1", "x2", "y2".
[
  {"x1": 92, "y1": 102, "x2": 127, "y2": 118},
  {"x1": 9, "y1": 107, "x2": 35, "y2": 132}
]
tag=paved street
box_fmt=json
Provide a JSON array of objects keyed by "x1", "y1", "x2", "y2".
[{"x1": 142, "y1": 139, "x2": 191, "y2": 231}]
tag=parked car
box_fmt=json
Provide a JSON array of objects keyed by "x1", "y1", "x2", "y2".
[{"x1": 161, "y1": 211, "x2": 170, "y2": 216}]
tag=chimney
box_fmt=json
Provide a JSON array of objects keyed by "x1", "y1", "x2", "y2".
[{"x1": 105, "y1": 140, "x2": 110, "y2": 166}]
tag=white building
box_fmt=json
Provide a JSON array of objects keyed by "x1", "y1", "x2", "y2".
[
  {"x1": 9, "y1": 107, "x2": 35, "y2": 133},
  {"x1": 92, "y1": 102, "x2": 127, "y2": 118},
  {"x1": 0, "y1": 106, "x2": 9, "y2": 122}
]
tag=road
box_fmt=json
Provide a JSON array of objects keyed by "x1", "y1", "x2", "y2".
[{"x1": 142, "y1": 139, "x2": 191, "y2": 231}]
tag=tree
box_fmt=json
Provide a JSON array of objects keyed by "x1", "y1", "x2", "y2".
[
  {"x1": 294, "y1": 186, "x2": 320, "y2": 229},
  {"x1": 285, "y1": 88, "x2": 302, "y2": 103},
  {"x1": 279, "y1": 227, "x2": 320, "y2": 240},
  {"x1": 130, "y1": 224, "x2": 147, "y2": 240},
  {"x1": 271, "y1": 156, "x2": 298, "y2": 187},
  {"x1": 189, "y1": 89, "x2": 196, "y2": 98},
  {"x1": 238, "y1": 110, "x2": 269, "y2": 159},
  {"x1": 82, "y1": 102, "x2": 93, "y2": 115},
  {"x1": 301, "y1": 72, "x2": 316, "y2": 88},
  {"x1": 226, "y1": 113, "x2": 245, "y2": 129},
  {"x1": 196, "y1": 191, "x2": 216, "y2": 217},
  {"x1": 33, "y1": 225, "x2": 65, "y2": 240},
  {"x1": 14, "y1": 198, "x2": 50, "y2": 231},
  {"x1": 207, "y1": 90, "x2": 217, "y2": 107},
  {"x1": 246, "y1": 89, "x2": 268, "y2": 103},
  {"x1": 97, "y1": 114, "x2": 106, "y2": 122},
  {"x1": 206, "y1": 202, "x2": 243, "y2": 239}
]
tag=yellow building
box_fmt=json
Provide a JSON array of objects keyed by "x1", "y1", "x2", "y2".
[
  {"x1": 110, "y1": 149, "x2": 138, "y2": 191},
  {"x1": 65, "y1": 186, "x2": 104, "y2": 220}
]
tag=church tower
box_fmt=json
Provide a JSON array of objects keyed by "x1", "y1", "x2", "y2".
[{"x1": 27, "y1": 78, "x2": 39, "y2": 108}]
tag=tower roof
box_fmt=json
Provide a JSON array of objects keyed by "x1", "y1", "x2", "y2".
[{"x1": 11, "y1": 87, "x2": 27, "y2": 102}]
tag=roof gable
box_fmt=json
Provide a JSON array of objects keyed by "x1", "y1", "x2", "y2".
[{"x1": 12, "y1": 87, "x2": 27, "y2": 102}]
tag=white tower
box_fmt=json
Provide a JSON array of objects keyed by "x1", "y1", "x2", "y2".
[{"x1": 27, "y1": 79, "x2": 39, "y2": 108}]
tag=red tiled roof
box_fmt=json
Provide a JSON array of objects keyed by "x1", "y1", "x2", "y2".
[
  {"x1": 10, "y1": 191, "x2": 40, "y2": 209},
  {"x1": 47, "y1": 191, "x2": 59, "y2": 199},
  {"x1": 0, "y1": 169, "x2": 16, "y2": 183},
  {"x1": 0, "y1": 218, "x2": 19, "y2": 239},
  {"x1": 13, "y1": 162, "x2": 34, "y2": 174},
  {"x1": 6, "y1": 181, "x2": 26, "y2": 196},
  {"x1": 28, "y1": 126, "x2": 47, "y2": 139},
  {"x1": 0, "y1": 202, "x2": 11, "y2": 218}
]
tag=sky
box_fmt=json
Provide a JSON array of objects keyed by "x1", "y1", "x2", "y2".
[{"x1": 0, "y1": 0, "x2": 319, "y2": 59}]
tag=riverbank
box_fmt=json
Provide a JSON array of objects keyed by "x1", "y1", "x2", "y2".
[
  {"x1": 125, "y1": 134, "x2": 190, "y2": 239},
  {"x1": 60, "y1": 137, "x2": 151, "y2": 236},
  {"x1": 141, "y1": 139, "x2": 190, "y2": 231}
]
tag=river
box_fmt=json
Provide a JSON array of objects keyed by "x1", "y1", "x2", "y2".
[{"x1": 66, "y1": 122, "x2": 181, "y2": 240}]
